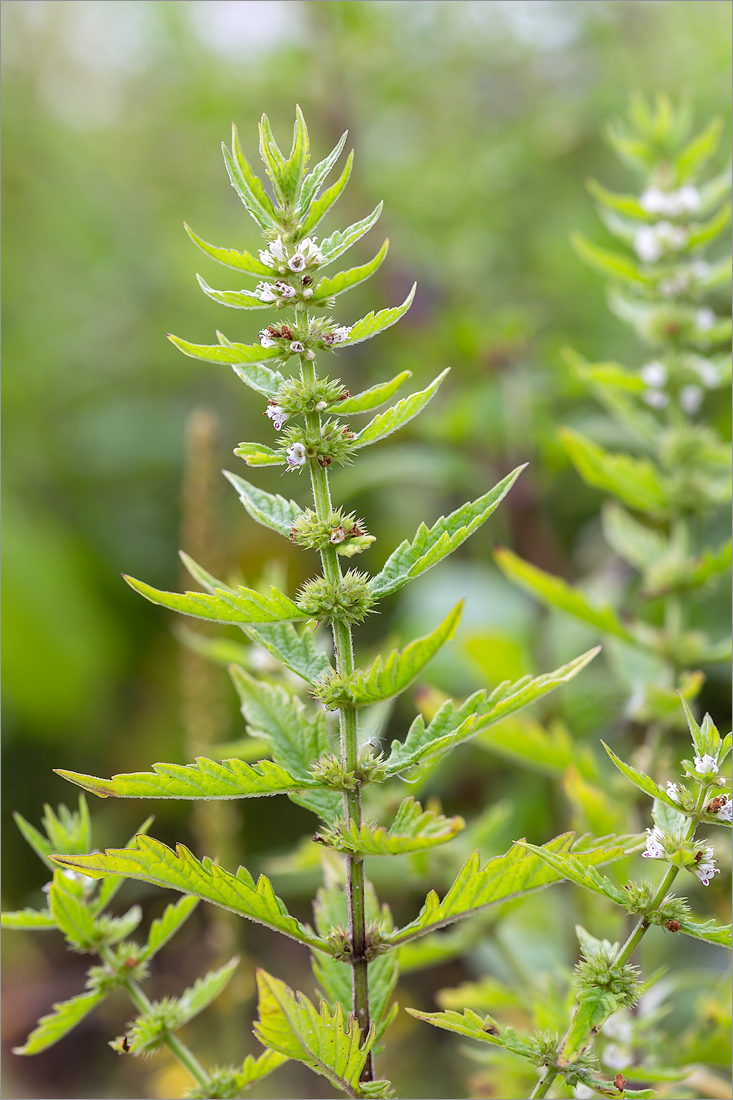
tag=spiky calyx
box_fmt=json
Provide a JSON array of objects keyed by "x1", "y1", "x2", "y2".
[
  {"x1": 278, "y1": 420, "x2": 357, "y2": 469},
  {"x1": 290, "y1": 508, "x2": 374, "y2": 556},
  {"x1": 621, "y1": 882, "x2": 692, "y2": 928},
  {"x1": 296, "y1": 570, "x2": 375, "y2": 624},
  {"x1": 573, "y1": 948, "x2": 642, "y2": 1009},
  {"x1": 275, "y1": 375, "x2": 350, "y2": 416}
]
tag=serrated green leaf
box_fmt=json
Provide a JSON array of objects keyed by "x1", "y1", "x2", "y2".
[
  {"x1": 602, "y1": 502, "x2": 668, "y2": 571},
  {"x1": 342, "y1": 284, "x2": 416, "y2": 350},
  {"x1": 195, "y1": 274, "x2": 270, "y2": 311},
  {"x1": 572, "y1": 232, "x2": 653, "y2": 285},
  {"x1": 53, "y1": 836, "x2": 329, "y2": 953},
  {"x1": 496, "y1": 546, "x2": 634, "y2": 642},
  {"x1": 676, "y1": 117, "x2": 723, "y2": 178},
  {"x1": 326, "y1": 797, "x2": 465, "y2": 856},
  {"x1": 1, "y1": 908, "x2": 57, "y2": 931},
  {"x1": 245, "y1": 621, "x2": 333, "y2": 684},
  {"x1": 167, "y1": 334, "x2": 285, "y2": 396},
  {"x1": 387, "y1": 833, "x2": 632, "y2": 946},
  {"x1": 516, "y1": 842, "x2": 629, "y2": 905},
  {"x1": 299, "y1": 150, "x2": 354, "y2": 235},
  {"x1": 48, "y1": 878, "x2": 97, "y2": 951},
  {"x1": 560, "y1": 427, "x2": 669, "y2": 514},
  {"x1": 124, "y1": 574, "x2": 307, "y2": 625},
  {"x1": 385, "y1": 648, "x2": 600, "y2": 775},
  {"x1": 331, "y1": 371, "x2": 413, "y2": 416},
  {"x1": 223, "y1": 471, "x2": 303, "y2": 539},
  {"x1": 56, "y1": 757, "x2": 320, "y2": 800},
  {"x1": 234, "y1": 441, "x2": 287, "y2": 467},
  {"x1": 233, "y1": 1049, "x2": 289, "y2": 1090},
  {"x1": 674, "y1": 917, "x2": 732, "y2": 949},
  {"x1": 298, "y1": 131, "x2": 348, "y2": 216},
  {"x1": 318, "y1": 202, "x2": 383, "y2": 266},
  {"x1": 312, "y1": 240, "x2": 389, "y2": 301},
  {"x1": 184, "y1": 223, "x2": 273, "y2": 275},
  {"x1": 253, "y1": 969, "x2": 379, "y2": 1097},
  {"x1": 257, "y1": 114, "x2": 290, "y2": 206},
  {"x1": 224, "y1": 127, "x2": 278, "y2": 229},
  {"x1": 229, "y1": 666, "x2": 340, "y2": 822},
  {"x1": 283, "y1": 105, "x2": 310, "y2": 204},
  {"x1": 602, "y1": 741, "x2": 688, "y2": 812},
  {"x1": 97, "y1": 905, "x2": 144, "y2": 946},
  {"x1": 13, "y1": 990, "x2": 107, "y2": 1055},
  {"x1": 177, "y1": 957, "x2": 240, "y2": 1025},
  {"x1": 405, "y1": 1007, "x2": 536, "y2": 1059},
  {"x1": 141, "y1": 895, "x2": 199, "y2": 961},
  {"x1": 319, "y1": 601, "x2": 463, "y2": 708},
  {"x1": 93, "y1": 815, "x2": 155, "y2": 916},
  {"x1": 353, "y1": 366, "x2": 446, "y2": 451},
  {"x1": 372, "y1": 466, "x2": 524, "y2": 599}
]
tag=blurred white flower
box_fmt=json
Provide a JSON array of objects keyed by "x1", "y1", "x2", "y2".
[
  {"x1": 640, "y1": 360, "x2": 668, "y2": 387},
  {"x1": 696, "y1": 307, "x2": 716, "y2": 331},
  {"x1": 642, "y1": 389, "x2": 669, "y2": 408},
  {"x1": 679, "y1": 385, "x2": 703, "y2": 415}
]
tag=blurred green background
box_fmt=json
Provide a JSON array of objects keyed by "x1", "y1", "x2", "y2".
[{"x1": 2, "y1": 2, "x2": 731, "y2": 1098}]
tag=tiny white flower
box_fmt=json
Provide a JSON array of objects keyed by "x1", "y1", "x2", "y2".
[
  {"x1": 299, "y1": 236, "x2": 324, "y2": 264},
  {"x1": 691, "y1": 355, "x2": 719, "y2": 388},
  {"x1": 259, "y1": 236, "x2": 287, "y2": 267},
  {"x1": 315, "y1": 400, "x2": 328, "y2": 411},
  {"x1": 640, "y1": 187, "x2": 667, "y2": 215},
  {"x1": 288, "y1": 252, "x2": 307, "y2": 273},
  {"x1": 718, "y1": 797, "x2": 732, "y2": 823},
  {"x1": 694, "y1": 753, "x2": 719, "y2": 776},
  {"x1": 690, "y1": 259, "x2": 710, "y2": 278},
  {"x1": 330, "y1": 527, "x2": 347, "y2": 544},
  {"x1": 666, "y1": 782, "x2": 680, "y2": 802},
  {"x1": 634, "y1": 226, "x2": 663, "y2": 263},
  {"x1": 290, "y1": 341, "x2": 305, "y2": 353},
  {"x1": 256, "y1": 281, "x2": 279, "y2": 302},
  {"x1": 674, "y1": 185, "x2": 701, "y2": 215},
  {"x1": 659, "y1": 275, "x2": 688, "y2": 298},
  {"x1": 603, "y1": 1013, "x2": 633, "y2": 1043},
  {"x1": 259, "y1": 330, "x2": 278, "y2": 348},
  {"x1": 696, "y1": 307, "x2": 716, "y2": 331},
  {"x1": 265, "y1": 404, "x2": 289, "y2": 431},
  {"x1": 305, "y1": 349, "x2": 316, "y2": 360},
  {"x1": 642, "y1": 389, "x2": 669, "y2": 408},
  {"x1": 286, "y1": 442, "x2": 306, "y2": 469},
  {"x1": 692, "y1": 847, "x2": 720, "y2": 886},
  {"x1": 603, "y1": 1042, "x2": 629, "y2": 1070},
  {"x1": 274, "y1": 280, "x2": 296, "y2": 299},
  {"x1": 302, "y1": 288, "x2": 314, "y2": 299},
  {"x1": 655, "y1": 221, "x2": 688, "y2": 250},
  {"x1": 642, "y1": 826, "x2": 666, "y2": 860},
  {"x1": 640, "y1": 360, "x2": 668, "y2": 388},
  {"x1": 679, "y1": 385, "x2": 703, "y2": 415},
  {"x1": 330, "y1": 326, "x2": 352, "y2": 344}
]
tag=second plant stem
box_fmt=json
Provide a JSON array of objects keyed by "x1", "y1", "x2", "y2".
[
  {"x1": 530, "y1": 783, "x2": 710, "y2": 1100},
  {"x1": 300, "y1": 349, "x2": 374, "y2": 1083}
]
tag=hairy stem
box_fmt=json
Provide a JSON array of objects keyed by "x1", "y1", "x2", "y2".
[
  {"x1": 529, "y1": 1066, "x2": 558, "y2": 1099},
  {"x1": 99, "y1": 948, "x2": 210, "y2": 1089},
  {"x1": 298, "y1": 339, "x2": 374, "y2": 1082}
]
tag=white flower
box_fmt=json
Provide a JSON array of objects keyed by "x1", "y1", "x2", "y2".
[
  {"x1": 573, "y1": 1087, "x2": 594, "y2": 1100},
  {"x1": 290, "y1": 341, "x2": 305, "y2": 353},
  {"x1": 265, "y1": 404, "x2": 289, "y2": 430},
  {"x1": 634, "y1": 226, "x2": 663, "y2": 263},
  {"x1": 259, "y1": 236, "x2": 287, "y2": 267},
  {"x1": 640, "y1": 360, "x2": 668, "y2": 387},
  {"x1": 659, "y1": 274, "x2": 688, "y2": 297},
  {"x1": 315, "y1": 400, "x2": 328, "y2": 411},
  {"x1": 718, "y1": 797, "x2": 732, "y2": 823},
  {"x1": 666, "y1": 782, "x2": 680, "y2": 802},
  {"x1": 642, "y1": 389, "x2": 669, "y2": 408},
  {"x1": 256, "y1": 281, "x2": 279, "y2": 302},
  {"x1": 672, "y1": 185, "x2": 701, "y2": 215},
  {"x1": 286, "y1": 442, "x2": 306, "y2": 469},
  {"x1": 299, "y1": 236, "x2": 324, "y2": 264},
  {"x1": 259, "y1": 330, "x2": 279, "y2": 348},
  {"x1": 603, "y1": 1042, "x2": 629, "y2": 1070},
  {"x1": 642, "y1": 827, "x2": 666, "y2": 860},
  {"x1": 655, "y1": 221, "x2": 688, "y2": 250},
  {"x1": 696, "y1": 307, "x2": 716, "y2": 331},
  {"x1": 603, "y1": 1012, "x2": 633, "y2": 1043},
  {"x1": 327, "y1": 326, "x2": 352, "y2": 344},
  {"x1": 640, "y1": 187, "x2": 668, "y2": 215},
  {"x1": 288, "y1": 252, "x2": 307, "y2": 272},
  {"x1": 694, "y1": 753, "x2": 719, "y2": 776},
  {"x1": 691, "y1": 846, "x2": 720, "y2": 886},
  {"x1": 691, "y1": 355, "x2": 719, "y2": 388},
  {"x1": 274, "y1": 281, "x2": 296, "y2": 299},
  {"x1": 679, "y1": 385, "x2": 703, "y2": 415}
]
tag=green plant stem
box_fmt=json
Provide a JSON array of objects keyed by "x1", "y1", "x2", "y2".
[
  {"x1": 299, "y1": 341, "x2": 374, "y2": 1083},
  {"x1": 534, "y1": 783, "x2": 711, "y2": 1098},
  {"x1": 99, "y1": 947, "x2": 210, "y2": 1089}
]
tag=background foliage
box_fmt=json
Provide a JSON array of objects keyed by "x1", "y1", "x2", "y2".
[{"x1": 2, "y1": 2, "x2": 731, "y2": 1099}]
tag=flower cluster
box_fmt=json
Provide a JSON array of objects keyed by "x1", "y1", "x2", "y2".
[
  {"x1": 290, "y1": 507, "x2": 375, "y2": 556},
  {"x1": 640, "y1": 185, "x2": 700, "y2": 218},
  {"x1": 280, "y1": 420, "x2": 357, "y2": 473},
  {"x1": 634, "y1": 221, "x2": 688, "y2": 264},
  {"x1": 259, "y1": 235, "x2": 324, "y2": 272},
  {"x1": 642, "y1": 826, "x2": 721, "y2": 886},
  {"x1": 258, "y1": 320, "x2": 352, "y2": 355},
  {"x1": 296, "y1": 570, "x2": 375, "y2": 625}
]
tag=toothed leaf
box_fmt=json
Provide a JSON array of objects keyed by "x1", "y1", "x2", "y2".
[
  {"x1": 224, "y1": 127, "x2": 278, "y2": 229},
  {"x1": 312, "y1": 240, "x2": 389, "y2": 300},
  {"x1": 300, "y1": 150, "x2": 354, "y2": 234},
  {"x1": 184, "y1": 223, "x2": 274, "y2": 275},
  {"x1": 13, "y1": 991, "x2": 107, "y2": 1055},
  {"x1": 298, "y1": 131, "x2": 348, "y2": 215},
  {"x1": 234, "y1": 441, "x2": 287, "y2": 467},
  {"x1": 601, "y1": 741, "x2": 698, "y2": 812},
  {"x1": 353, "y1": 366, "x2": 446, "y2": 451},
  {"x1": 331, "y1": 371, "x2": 413, "y2": 415},
  {"x1": 318, "y1": 202, "x2": 383, "y2": 266},
  {"x1": 372, "y1": 466, "x2": 524, "y2": 598},
  {"x1": 140, "y1": 895, "x2": 199, "y2": 961},
  {"x1": 572, "y1": 232, "x2": 653, "y2": 285},
  {"x1": 124, "y1": 575, "x2": 307, "y2": 625},
  {"x1": 560, "y1": 427, "x2": 669, "y2": 514},
  {"x1": 1, "y1": 908, "x2": 57, "y2": 931},
  {"x1": 53, "y1": 836, "x2": 329, "y2": 953},
  {"x1": 224, "y1": 471, "x2": 303, "y2": 538},
  {"x1": 167, "y1": 334, "x2": 285, "y2": 396},
  {"x1": 196, "y1": 274, "x2": 270, "y2": 310},
  {"x1": 342, "y1": 284, "x2": 416, "y2": 349},
  {"x1": 325, "y1": 797, "x2": 465, "y2": 856}
]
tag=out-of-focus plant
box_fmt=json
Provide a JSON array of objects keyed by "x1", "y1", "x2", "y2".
[
  {"x1": 0, "y1": 800, "x2": 276, "y2": 1098},
  {"x1": 497, "y1": 95, "x2": 731, "y2": 740},
  {"x1": 412, "y1": 697, "x2": 732, "y2": 1098},
  {"x1": 4, "y1": 110, "x2": 626, "y2": 1100}
]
